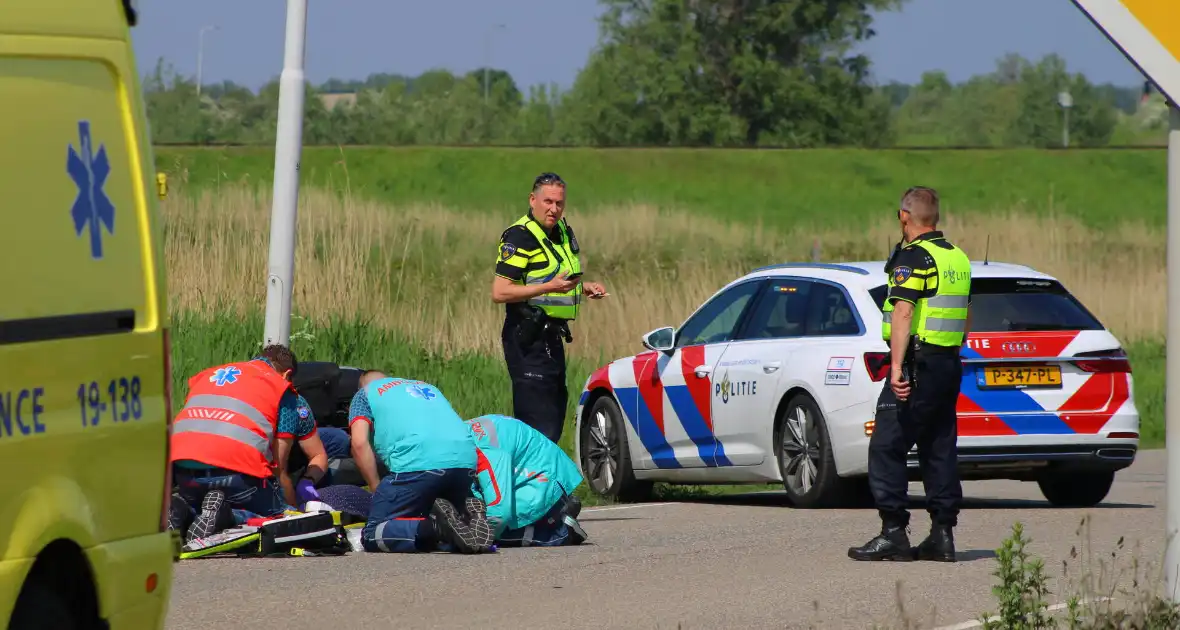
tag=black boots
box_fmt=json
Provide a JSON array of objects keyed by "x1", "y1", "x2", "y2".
[
  {"x1": 916, "y1": 523, "x2": 956, "y2": 562},
  {"x1": 848, "y1": 524, "x2": 912, "y2": 561},
  {"x1": 848, "y1": 522, "x2": 957, "y2": 562}
]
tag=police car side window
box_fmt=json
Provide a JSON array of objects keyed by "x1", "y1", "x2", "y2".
[
  {"x1": 676, "y1": 280, "x2": 763, "y2": 347},
  {"x1": 737, "y1": 280, "x2": 812, "y2": 340},
  {"x1": 803, "y1": 283, "x2": 859, "y2": 336}
]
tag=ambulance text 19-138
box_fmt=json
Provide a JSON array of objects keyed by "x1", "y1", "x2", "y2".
[{"x1": 77, "y1": 377, "x2": 142, "y2": 427}]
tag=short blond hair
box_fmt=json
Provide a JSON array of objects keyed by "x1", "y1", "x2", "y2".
[
  {"x1": 901, "y1": 186, "x2": 939, "y2": 227},
  {"x1": 359, "y1": 370, "x2": 387, "y2": 388}
]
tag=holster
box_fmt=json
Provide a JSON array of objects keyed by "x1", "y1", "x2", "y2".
[
  {"x1": 512, "y1": 303, "x2": 572, "y2": 347},
  {"x1": 902, "y1": 337, "x2": 919, "y2": 392}
]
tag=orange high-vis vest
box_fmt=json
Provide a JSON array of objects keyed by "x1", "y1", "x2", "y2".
[{"x1": 169, "y1": 360, "x2": 292, "y2": 478}]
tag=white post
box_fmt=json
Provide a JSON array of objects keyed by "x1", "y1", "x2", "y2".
[
  {"x1": 1166, "y1": 102, "x2": 1180, "y2": 602},
  {"x1": 197, "y1": 25, "x2": 217, "y2": 99},
  {"x1": 262, "y1": 0, "x2": 308, "y2": 348}
]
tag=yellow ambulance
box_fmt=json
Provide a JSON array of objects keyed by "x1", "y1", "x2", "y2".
[{"x1": 0, "y1": 1, "x2": 176, "y2": 628}]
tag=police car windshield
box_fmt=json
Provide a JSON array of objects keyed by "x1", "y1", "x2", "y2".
[{"x1": 868, "y1": 278, "x2": 1104, "y2": 332}]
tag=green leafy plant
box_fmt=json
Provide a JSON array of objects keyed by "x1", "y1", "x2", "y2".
[{"x1": 981, "y1": 521, "x2": 1054, "y2": 630}]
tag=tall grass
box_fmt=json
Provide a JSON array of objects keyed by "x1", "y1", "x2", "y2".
[
  {"x1": 162, "y1": 183, "x2": 1167, "y2": 446},
  {"x1": 164, "y1": 184, "x2": 1165, "y2": 359}
]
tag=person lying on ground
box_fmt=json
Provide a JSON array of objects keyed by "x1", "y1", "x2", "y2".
[
  {"x1": 285, "y1": 424, "x2": 382, "y2": 489},
  {"x1": 347, "y1": 371, "x2": 496, "y2": 554},
  {"x1": 467, "y1": 413, "x2": 587, "y2": 547},
  {"x1": 169, "y1": 345, "x2": 329, "y2": 543}
]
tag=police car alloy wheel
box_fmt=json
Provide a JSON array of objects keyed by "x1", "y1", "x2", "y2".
[
  {"x1": 775, "y1": 394, "x2": 866, "y2": 509},
  {"x1": 579, "y1": 395, "x2": 652, "y2": 503}
]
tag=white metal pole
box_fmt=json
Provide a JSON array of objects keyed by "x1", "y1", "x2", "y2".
[
  {"x1": 197, "y1": 25, "x2": 216, "y2": 99},
  {"x1": 1166, "y1": 102, "x2": 1180, "y2": 602},
  {"x1": 262, "y1": 0, "x2": 308, "y2": 348},
  {"x1": 1063, "y1": 108, "x2": 1070, "y2": 149}
]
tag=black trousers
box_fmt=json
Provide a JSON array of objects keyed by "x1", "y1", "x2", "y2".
[
  {"x1": 867, "y1": 348, "x2": 963, "y2": 529},
  {"x1": 501, "y1": 316, "x2": 568, "y2": 444}
]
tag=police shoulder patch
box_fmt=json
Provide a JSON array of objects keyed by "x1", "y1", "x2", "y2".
[
  {"x1": 892, "y1": 266, "x2": 913, "y2": 285},
  {"x1": 499, "y1": 242, "x2": 517, "y2": 261}
]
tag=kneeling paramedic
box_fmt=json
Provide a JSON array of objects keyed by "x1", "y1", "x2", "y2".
[
  {"x1": 169, "y1": 345, "x2": 329, "y2": 543},
  {"x1": 467, "y1": 414, "x2": 587, "y2": 546},
  {"x1": 849, "y1": 186, "x2": 971, "y2": 563},
  {"x1": 348, "y1": 371, "x2": 495, "y2": 554}
]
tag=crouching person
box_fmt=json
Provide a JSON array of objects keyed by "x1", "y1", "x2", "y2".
[
  {"x1": 348, "y1": 371, "x2": 495, "y2": 554},
  {"x1": 169, "y1": 345, "x2": 329, "y2": 542},
  {"x1": 467, "y1": 414, "x2": 587, "y2": 547}
]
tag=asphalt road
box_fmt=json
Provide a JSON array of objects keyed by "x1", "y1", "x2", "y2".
[{"x1": 166, "y1": 450, "x2": 1166, "y2": 630}]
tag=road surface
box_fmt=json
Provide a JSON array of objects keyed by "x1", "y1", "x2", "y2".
[{"x1": 166, "y1": 450, "x2": 1165, "y2": 629}]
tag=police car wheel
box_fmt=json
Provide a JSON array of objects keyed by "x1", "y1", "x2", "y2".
[
  {"x1": 1037, "y1": 471, "x2": 1115, "y2": 508},
  {"x1": 775, "y1": 394, "x2": 855, "y2": 509},
  {"x1": 580, "y1": 394, "x2": 652, "y2": 503}
]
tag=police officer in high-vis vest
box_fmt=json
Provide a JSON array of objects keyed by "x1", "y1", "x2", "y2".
[
  {"x1": 491, "y1": 172, "x2": 608, "y2": 444},
  {"x1": 849, "y1": 186, "x2": 972, "y2": 564}
]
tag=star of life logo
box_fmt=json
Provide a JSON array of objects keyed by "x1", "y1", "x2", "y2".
[
  {"x1": 407, "y1": 384, "x2": 436, "y2": 400},
  {"x1": 211, "y1": 366, "x2": 241, "y2": 387}
]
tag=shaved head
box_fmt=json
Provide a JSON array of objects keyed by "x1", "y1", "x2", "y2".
[
  {"x1": 359, "y1": 370, "x2": 387, "y2": 389},
  {"x1": 901, "y1": 186, "x2": 939, "y2": 227}
]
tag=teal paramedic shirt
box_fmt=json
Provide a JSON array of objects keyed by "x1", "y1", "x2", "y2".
[
  {"x1": 348, "y1": 378, "x2": 477, "y2": 474},
  {"x1": 466, "y1": 414, "x2": 584, "y2": 536}
]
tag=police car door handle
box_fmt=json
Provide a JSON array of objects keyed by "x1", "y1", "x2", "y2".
[
  {"x1": 763, "y1": 362, "x2": 781, "y2": 373},
  {"x1": 693, "y1": 365, "x2": 713, "y2": 378}
]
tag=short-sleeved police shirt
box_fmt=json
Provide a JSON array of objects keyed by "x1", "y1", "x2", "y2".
[
  {"x1": 494, "y1": 214, "x2": 573, "y2": 283},
  {"x1": 884, "y1": 231, "x2": 971, "y2": 307}
]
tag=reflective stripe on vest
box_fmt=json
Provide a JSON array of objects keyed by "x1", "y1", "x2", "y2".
[
  {"x1": 881, "y1": 238, "x2": 971, "y2": 347},
  {"x1": 512, "y1": 215, "x2": 583, "y2": 320},
  {"x1": 170, "y1": 360, "x2": 288, "y2": 478},
  {"x1": 173, "y1": 394, "x2": 276, "y2": 462}
]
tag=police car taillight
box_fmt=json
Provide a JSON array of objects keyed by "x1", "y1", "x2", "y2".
[
  {"x1": 863, "y1": 352, "x2": 890, "y2": 382},
  {"x1": 161, "y1": 327, "x2": 174, "y2": 534},
  {"x1": 1073, "y1": 348, "x2": 1132, "y2": 374}
]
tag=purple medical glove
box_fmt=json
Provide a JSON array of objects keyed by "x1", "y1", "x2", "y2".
[{"x1": 295, "y1": 478, "x2": 320, "y2": 504}]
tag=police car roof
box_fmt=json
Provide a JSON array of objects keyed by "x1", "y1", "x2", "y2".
[{"x1": 742, "y1": 261, "x2": 1057, "y2": 287}]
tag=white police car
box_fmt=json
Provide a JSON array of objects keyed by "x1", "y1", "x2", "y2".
[{"x1": 573, "y1": 261, "x2": 1139, "y2": 508}]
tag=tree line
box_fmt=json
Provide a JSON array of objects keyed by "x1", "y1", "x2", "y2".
[{"x1": 144, "y1": 0, "x2": 1170, "y2": 148}]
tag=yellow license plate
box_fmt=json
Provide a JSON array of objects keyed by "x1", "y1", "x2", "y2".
[{"x1": 982, "y1": 365, "x2": 1062, "y2": 388}]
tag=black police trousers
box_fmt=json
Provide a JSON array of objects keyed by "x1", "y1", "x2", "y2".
[
  {"x1": 867, "y1": 347, "x2": 964, "y2": 529},
  {"x1": 501, "y1": 317, "x2": 568, "y2": 444}
]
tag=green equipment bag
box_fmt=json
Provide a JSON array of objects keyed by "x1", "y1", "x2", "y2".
[{"x1": 179, "y1": 527, "x2": 261, "y2": 559}]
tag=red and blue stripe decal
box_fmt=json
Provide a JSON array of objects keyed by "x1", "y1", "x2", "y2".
[
  {"x1": 583, "y1": 348, "x2": 731, "y2": 468},
  {"x1": 956, "y1": 332, "x2": 1128, "y2": 436},
  {"x1": 662, "y1": 346, "x2": 732, "y2": 466}
]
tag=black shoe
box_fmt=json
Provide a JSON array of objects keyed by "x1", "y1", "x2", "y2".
[
  {"x1": 432, "y1": 498, "x2": 486, "y2": 554},
  {"x1": 563, "y1": 495, "x2": 582, "y2": 520},
  {"x1": 916, "y1": 524, "x2": 956, "y2": 562},
  {"x1": 167, "y1": 493, "x2": 192, "y2": 533},
  {"x1": 564, "y1": 515, "x2": 588, "y2": 545},
  {"x1": 186, "y1": 490, "x2": 232, "y2": 544},
  {"x1": 463, "y1": 496, "x2": 496, "y2": 551},
  {"x1": 848, "y1": 525, "x2": 913, "y2": 561}
]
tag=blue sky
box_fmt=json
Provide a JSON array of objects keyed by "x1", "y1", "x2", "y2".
[{"x1": 130, "y1": 0, "x2": 1145, "y2": 91}]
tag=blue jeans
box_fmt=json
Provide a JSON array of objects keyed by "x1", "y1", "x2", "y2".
[
  {"x1": 362, "y1": 467, "x2": 475, "y2": 553},
  {"x1": 173, "y1": 466, "x2": 290, "y2": 525},
  {"x1": 499, "y1": 499, "x2": 578, "y2": 547}
]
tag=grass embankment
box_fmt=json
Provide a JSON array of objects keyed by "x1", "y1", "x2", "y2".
[
  {"x1": 154, "y1": 146, "x2": 1168, "y2": 228},
  {"x1": 164, "y1": 184, "x2": 1166, "y2": 450}
]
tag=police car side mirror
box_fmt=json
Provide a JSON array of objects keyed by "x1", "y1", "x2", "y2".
[{"x1": 642, "y1": 327, "x2": 676, "y2": 354}]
